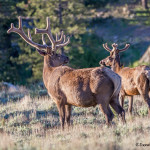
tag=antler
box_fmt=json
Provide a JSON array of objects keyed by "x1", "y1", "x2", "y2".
[
  {"x1": 7, "y1": 16, "x2": 70, "y2": 54},
  {"x1": 103, "y1": 43, "x2": 112, "y2": 52},
  {"x1": 35, "y1": 17, "x2": 70, "y2": 51},
  {"x1": 103, "y1": 43, "x2": 130, "y2": 53},
  {"x1": 7, "y1": 16, "x2": 47, "y2": 51},
  {"x1": 56, "y1": 31, "x2": 64, "y2": 44},
  {"x1": 56, "y1": 35, "x2": 70, "y2": 50},
  {"x1": 117, "y1": 44, "x2": 130, "y2": 52}
]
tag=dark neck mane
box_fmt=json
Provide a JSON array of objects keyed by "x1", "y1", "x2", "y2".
[
  {"x1": 112, "y1": 55, "x2": 122, "y2": 73},
  {"x1": 43, "y1": 56, "x2": 54, "y2": 88}
]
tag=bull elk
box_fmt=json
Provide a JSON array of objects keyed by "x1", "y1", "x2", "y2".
[
  {"x1": 100, "y1": 43, "x2": 150, "y2": 115},
  {"x1": 7, "y1": 17, "x2": 125, "y2": 129}
]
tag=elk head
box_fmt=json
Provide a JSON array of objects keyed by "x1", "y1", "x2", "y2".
[
  {"x1": 7, "y1": 16, "x2": 70, "y2": 67},
  {"x1": 99, "y1": 43, "x2": 130, "y2": 72}
]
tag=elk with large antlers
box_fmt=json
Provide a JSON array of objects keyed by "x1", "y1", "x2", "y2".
[
  {"x1": 100, "y1": 43, "x2": 150, "y2": 115},
  {"x1": 8, "y1": 17, "x2": 125, "y2": 129}
]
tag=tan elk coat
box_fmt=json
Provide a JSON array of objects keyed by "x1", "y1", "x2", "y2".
[{"x1": 100, "y1": 43, "x2": 150, "y2": 115}]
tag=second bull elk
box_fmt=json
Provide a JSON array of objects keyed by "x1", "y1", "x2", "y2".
[
  {"x1": 8, "y1": 17, "x2": 125, "y2": 129},
  {"x1": 100, "y1": 43, "x2": 150, "y2": 115}
]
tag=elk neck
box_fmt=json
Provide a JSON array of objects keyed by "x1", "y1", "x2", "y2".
[
  {"x1": 111, "y1": 55, "x2": 122, "y2": 73},
  {"x1": 43, "y1": 55, "x2": 54, "y2": 88}
]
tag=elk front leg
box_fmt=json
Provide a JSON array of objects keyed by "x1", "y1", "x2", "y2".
[
  {"x1": 56, "y1": 101, "x2": 65, "y2": 130},
  {"x1": 120, "y1": 94, "x2": 125, "y2": 108},
  {"x1": 128, "y1": 96, "x2": 133, "y2": 115},
  {"x1": 65, "y1": 105, "x2": 72, "y2": 128}
]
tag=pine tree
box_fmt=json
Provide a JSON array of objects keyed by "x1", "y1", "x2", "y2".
[
  {"x1": 6, "y1": 0, "x2": 109, "y2": 84},
  {"x1": 14, "y1": 0, "x2": 93, "y2": 83},
  {"x1": 0, "y1": 0, "x2": 26, "y2": 84}
]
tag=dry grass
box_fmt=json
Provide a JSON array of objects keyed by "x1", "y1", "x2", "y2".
[{"x1": 0, "y1": 92, "x2": 150, "y2": 150}]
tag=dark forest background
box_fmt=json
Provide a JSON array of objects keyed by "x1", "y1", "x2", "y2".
[{"x1": 0, "y1": 0, "x2": 150, "y2": 85}]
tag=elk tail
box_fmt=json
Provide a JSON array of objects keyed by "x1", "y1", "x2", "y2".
[{"x1": 103, "y1": 67, "x2": 122, "y2": 99}]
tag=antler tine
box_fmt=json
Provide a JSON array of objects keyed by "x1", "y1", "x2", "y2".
[
  {"x1": 112, "y1": 43, "x2": 118, "y2": 50},
  {"x1": 7, "y1": 16, "x2": 47, "y2": 50},
  {"x1": 7, "y1": 22, "x2": 16, "y2": 34},
  {"x1": 63, "y1": 35, "x2": 66, "y2": 42},
  {"x1": 56, "y1": 36, "x2": 70, "y2": 50},
  {"x1": 35, "y1": 17, "x2": 70, "y2": 51},
  {"x1": 103, "y1": 43, "x2": 112, "y2": 52},
  {"x1": 42, "y1": 34, "x2": 47, "y2": 45},
  {"x1": 56, "y1": 33, "x2": 58, "y2": 41},
  {"x1": 46, "y1": 17, "x2": 55, "y2": 44},
  {"x1": 118, "y1": 44, "x2": 130, "y2": 52},
  {"x1": 35, "y1": 17, "x2": 55, "y2": 47},
  {"x1": 28, "y1": 29, "x2": 32, "y2": 40},
  {"x1": 11, "y1": 23, "x2": 14, "y2": 28},
  {"x1": 56, "y1": 31, "x2": 64, "y2": 44},
  {"x1": 18, "y1": 16, "x2": 22, "y2": 30}
]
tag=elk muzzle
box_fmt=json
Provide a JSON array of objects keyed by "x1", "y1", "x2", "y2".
[{"x1": 99, "y1": 60, "x2": 106, "y2": 66}]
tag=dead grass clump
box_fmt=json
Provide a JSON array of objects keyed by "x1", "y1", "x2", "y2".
[{"x1": 0, "y1": 133, "x2": 15, "y2": 150}]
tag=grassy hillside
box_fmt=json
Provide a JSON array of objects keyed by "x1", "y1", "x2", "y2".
[
  {"x1": 0, "y1": 86, "x2": 149, "y2": 150},
  {"x1": 1, "y1": 1, "x2": 150, "y2": 84}
]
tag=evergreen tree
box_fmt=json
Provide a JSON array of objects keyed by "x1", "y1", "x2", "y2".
[
  {"x1": 1, "y1": 0, "x2": 108, "y2": 84},
  {"x1": 0, "y1": 0, "x2": 26, "y2": 84},
  {"x1": 84, "y1": 0, "x2": 118, "y2": 8},
  {"x1": 14, "y1": 0, "x2": 96, "y2": 83}
]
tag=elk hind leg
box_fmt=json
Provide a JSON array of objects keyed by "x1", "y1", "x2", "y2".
[
  {"x1": 99, "y1": 103, "x2": 113, "y2": 126},
  {"x1": 138, "y1": 92, "x2": 150, "y2": 116},
  {"x1": 110, "y1": 98, "x2": 126, "y2": 124},
  {"x1": 65, "y1": 105, "x2": 72, "y2": 128},
  {"x1": 108, "y1": 106, "x2": 114, "y2": 122},
  {"x1": 137, "y1": 73, "x2": 150, "y2": 116}
]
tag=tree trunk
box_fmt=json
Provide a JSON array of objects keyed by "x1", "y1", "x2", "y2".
[
  {"x1": 59, "y1": 0, "x2": 62, "y2": 25},
  {"x1": 141, "y1": 0, "x2": 148, "y2": 9},
  {"x1": 59, "y1": 0, "x2": 64, "y2": 55}
]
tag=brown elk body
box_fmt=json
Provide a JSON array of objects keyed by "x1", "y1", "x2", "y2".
[
  {"x1": 100, "y1": 43, "x2": 150, "y2": 115},
  {"x1": 8, "y1": 17, "x2": 125, "y2": 129}
]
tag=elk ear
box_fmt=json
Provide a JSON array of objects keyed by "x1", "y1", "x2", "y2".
[{"x1": 36, "y1": 49, "x2": 47, "y2": 56}]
